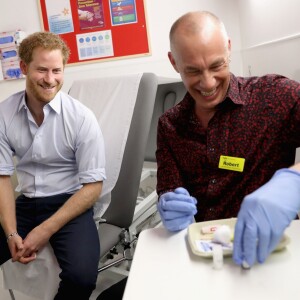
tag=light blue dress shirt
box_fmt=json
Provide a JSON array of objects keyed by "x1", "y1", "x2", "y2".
[{"x1": 0, "y1": 91, "x2": 106, "y2": 198}]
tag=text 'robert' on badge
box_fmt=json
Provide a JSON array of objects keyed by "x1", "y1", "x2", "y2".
[{"x1": 218, "y1": 155, "x2": 245, "y2": 172}]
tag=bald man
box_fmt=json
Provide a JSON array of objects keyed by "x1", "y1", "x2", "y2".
[{"x1": 156, "y1": 11, "x2": 300, "y2": 265}]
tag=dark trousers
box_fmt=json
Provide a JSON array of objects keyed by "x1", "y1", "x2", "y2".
[{"x1": 0, "y1": 194, "x2": 100, "y2": 300}]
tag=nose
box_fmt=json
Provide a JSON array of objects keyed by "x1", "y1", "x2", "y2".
[
  {"x1": 43, "y1": 71, "x2": 55, "y2": 84},
  {"x1": 199, "y1": 70, "x2": 216, "y2": 91}
]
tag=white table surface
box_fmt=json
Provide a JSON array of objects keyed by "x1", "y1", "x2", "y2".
[{"x1": 123, "y1": 220, "x2": 300, "y2": 300}]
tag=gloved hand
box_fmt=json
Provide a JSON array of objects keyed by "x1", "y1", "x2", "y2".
[
  {"x1": 233, "y1": 168, "x2": 300, "y2": 267},
  {"x1": 157, "y1": 187, "x2": 197, "y2": 232}
]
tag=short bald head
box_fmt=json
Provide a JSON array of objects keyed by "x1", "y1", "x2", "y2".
[{"x1": 169, "y1": 11, "x2": 229, "y2": 58}]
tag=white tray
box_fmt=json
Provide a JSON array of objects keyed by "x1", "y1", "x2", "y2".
[{"x1": 188, "y1": 218, "x2": 290, "y2": 257}]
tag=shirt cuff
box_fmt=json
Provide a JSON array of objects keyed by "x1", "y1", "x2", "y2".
[{"x1": 79, "y1": 168, "x2": 106, "y2": 184}]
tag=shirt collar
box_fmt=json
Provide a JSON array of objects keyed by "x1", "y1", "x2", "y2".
[
  {"x1": 18, "y1": 92, "x2": 27, "y2": 113},
  {"x1": 17, "y1": 91, "x2": 62, "y2": 114},
  {"x1": 48, "y1": 92, "x2": 62, "y2": 114},
  {"x1": 225, "y1": 73, "x2": 246, "y2": 105}
]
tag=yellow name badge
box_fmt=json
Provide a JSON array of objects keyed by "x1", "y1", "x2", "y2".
[{"x1": 218, "y1": 155, "x2": 245, "y2": 172}]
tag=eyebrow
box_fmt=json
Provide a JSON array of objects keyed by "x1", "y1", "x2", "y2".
[
  {"x1": 37, "y1": 66, "x2": 63, "y2": 71},
  {"x1": 210, "y1": 57, "x2": 227, "y2": 67}
]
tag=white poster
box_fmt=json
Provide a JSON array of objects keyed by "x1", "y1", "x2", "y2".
[
  {"x1": 45, "y1": 0, "x2": 74, "y2": 34},
  {"x1": 76, "y1": 30, "x2": 114, "y2": 61}
]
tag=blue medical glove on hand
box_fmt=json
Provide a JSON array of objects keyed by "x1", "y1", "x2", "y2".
[
  {"x1": 233, "y1": 168, "x2": 300, "y2": 267},
  {"x1": 157, "y1": 187, "x2": 197, "y2": 232}
]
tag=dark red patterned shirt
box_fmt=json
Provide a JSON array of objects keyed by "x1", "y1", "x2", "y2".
[{"x1": 156, "y1": 73, "x2": 300, "y2": 222}]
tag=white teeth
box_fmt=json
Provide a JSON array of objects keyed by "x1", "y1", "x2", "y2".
[{"x1": 201, "y1": 88, "x2": 216, "y2": 97}]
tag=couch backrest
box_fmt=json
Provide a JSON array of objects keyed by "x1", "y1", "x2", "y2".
[{"x1": 144, "y1": 80, "x2": 186, "y2": 163}]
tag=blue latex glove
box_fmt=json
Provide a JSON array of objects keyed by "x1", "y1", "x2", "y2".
[
  {"x1": 2, "y1": 50, "x2": 17, "y2": 59},
  {"x1": 6, "y1": 68, "x2": 21, "y2": 79},
  {"x1": 157, "y1": 187, "x2": 197, "y2": 232},
  {"x1": 0, "y1": 36, "x2": 14, "y2": 45},
  {"x1": 233, "y1": 168, "x2": 300, "y2": 267}
]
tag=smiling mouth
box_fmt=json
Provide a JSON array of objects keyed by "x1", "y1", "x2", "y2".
[
  {"x1": 40, "y1": 85, "x2": 55, "y2": 91},
  {"x1": 200, "y1": 87, "x2": 217, "y2": 97}
]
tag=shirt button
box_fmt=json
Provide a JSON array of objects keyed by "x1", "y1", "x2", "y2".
[{"x1": 211, "y1": 179, "x2": 217, "y2": 184}]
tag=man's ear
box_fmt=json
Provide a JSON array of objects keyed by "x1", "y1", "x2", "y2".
[
  {"x1": 227, "y1": 39, "x2": 231, "y2": 55},
  {"x1": 168, "y1": 51, "x2": 179, "y2": 73},
  {"x1": 19, "y1": 60, "x2": 28, "y2": 75}
]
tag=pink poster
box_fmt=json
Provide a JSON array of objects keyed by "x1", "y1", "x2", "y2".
[{"x1": 77, "y1": 0, "x2": 105, "y2": 30}]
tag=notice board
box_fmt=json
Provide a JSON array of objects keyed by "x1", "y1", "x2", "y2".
[{"x1": 38, "y1": 0, "x2": 150, "y2": 65}]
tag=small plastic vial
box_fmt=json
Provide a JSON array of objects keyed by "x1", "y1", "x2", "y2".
[{"x1": 212, "y1": 243, "x2": 223, "y2": 270}]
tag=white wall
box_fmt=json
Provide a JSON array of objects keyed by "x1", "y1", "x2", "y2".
[
  {"x1": 237, "y1": 0, "x2": 300, "y2": 162},
  {"x1": 238, "y1": 0, "x2": 300, "y2": 80},
  {"x1": 0, "y1": 0, "x2": 241, "y2": 101}
]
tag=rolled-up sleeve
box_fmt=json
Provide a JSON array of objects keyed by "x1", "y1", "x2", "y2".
[
  {"x1": 0, "y1": 112, "x2": 15, "y2": 176},
  {"x1": 75, "y1": 109, "x2": 106, "y2": 184}
]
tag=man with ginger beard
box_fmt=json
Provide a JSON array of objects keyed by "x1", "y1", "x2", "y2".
[{"x1": 0, "y1": 32, "x2": 106, "y2": 299}]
